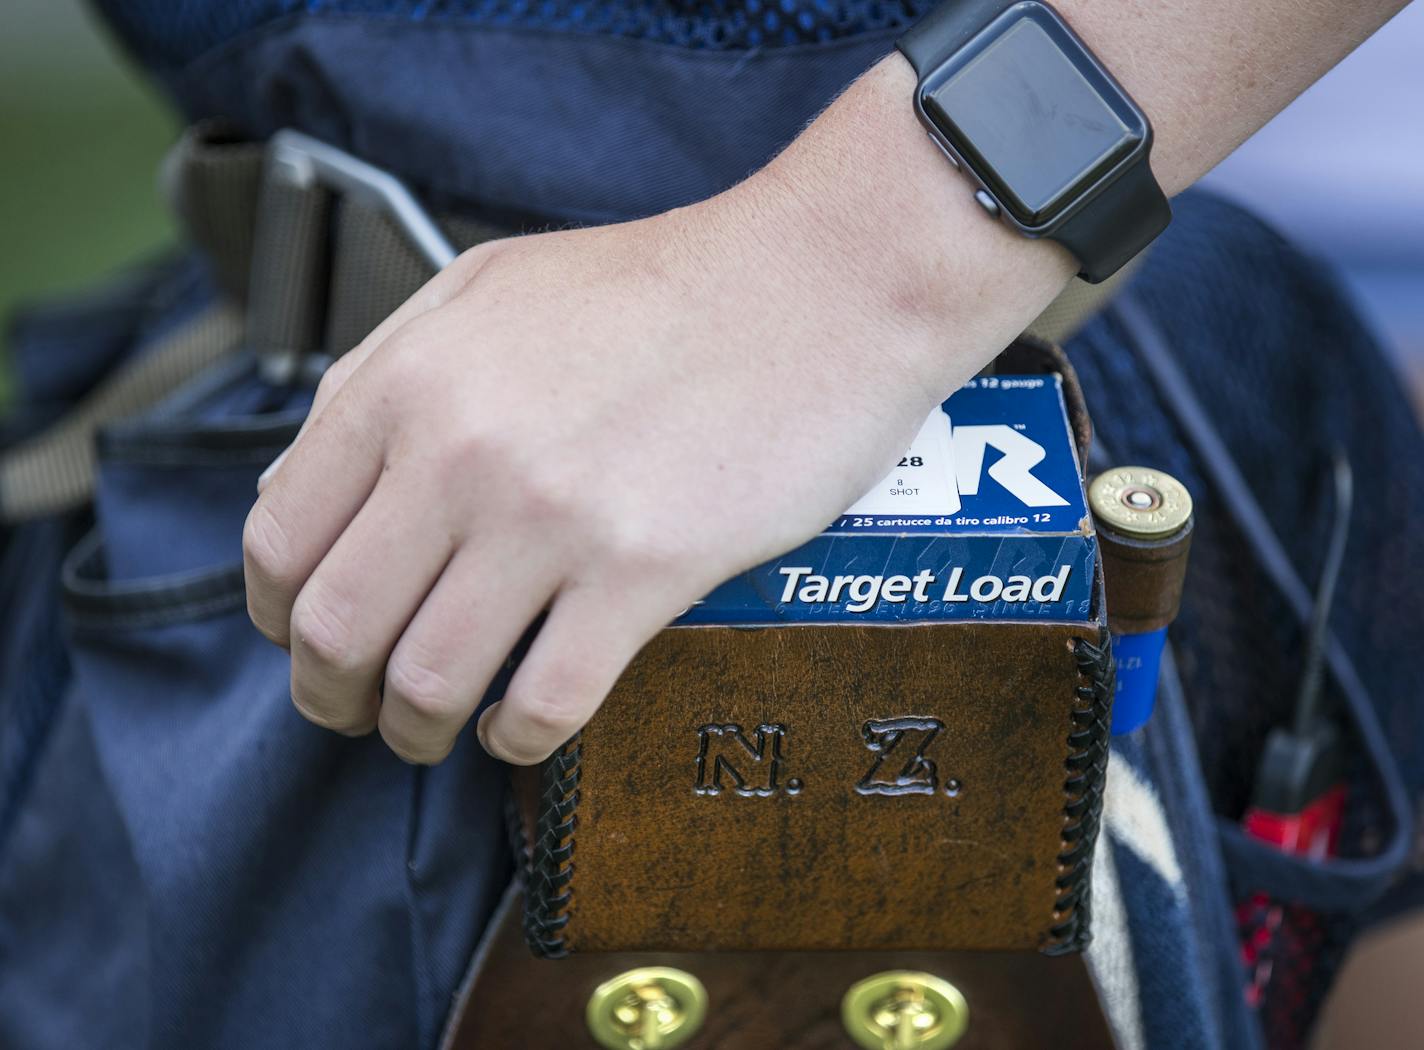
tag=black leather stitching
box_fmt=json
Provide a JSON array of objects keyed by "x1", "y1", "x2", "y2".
[
  {"x1": 1046, "y1": 629, "x2": 1114, "y2": 955},
  {"x1": 522, "y1": 736, "x2": 581, "y2": 959}
]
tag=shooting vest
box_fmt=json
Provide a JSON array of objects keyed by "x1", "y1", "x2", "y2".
[{"x1": 3, "y1": 7, "x2": 1421, "y2": 1050}]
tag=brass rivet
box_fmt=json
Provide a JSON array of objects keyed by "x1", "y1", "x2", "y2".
[
  {"x1": 586, "y1": 967, "x2": 707, "y2": 1050},
  {"x1": 842, "y1": 971, "x2": 968, "y2": 1050}
]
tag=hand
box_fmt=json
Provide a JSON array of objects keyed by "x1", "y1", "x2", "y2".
[{"x1": 243, "y1": 58, "x2": 1073, "y2": 765}]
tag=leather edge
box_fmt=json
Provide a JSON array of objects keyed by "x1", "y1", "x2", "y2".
[
  {"x1": 1046, "y1": 620, "x2": 1114, "y2": 954},
  {"x1": 437, "y1": 879, "x2": 523, "y2": 1050},
  {"x1": 522, "y1": 735, "x2": 581, "y2": 958}
]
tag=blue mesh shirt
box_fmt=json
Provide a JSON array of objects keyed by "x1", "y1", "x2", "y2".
[
  {"x1": 87, "y1": 0, "x2": 930, "y2": 225},
  {"x1": 94, "y1": 0, "x2": 937, "y2": 68}
]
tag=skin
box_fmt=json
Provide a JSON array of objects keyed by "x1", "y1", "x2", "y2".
[{"x1": 244, "y1": 0, "x2": 1410, "y2": 765}]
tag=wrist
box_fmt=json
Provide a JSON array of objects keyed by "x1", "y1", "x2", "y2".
[{"x1": 712, "y1": 54, "x2": 1076, "y2": 391}]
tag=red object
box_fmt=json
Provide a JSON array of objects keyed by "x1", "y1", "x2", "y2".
[
  {"x1": 1238, "y1": 783, "x2": 1346, "y2": 1013},
  {"x1": 1243, "y1": 783, "x2": 1347, "y2": 859}
]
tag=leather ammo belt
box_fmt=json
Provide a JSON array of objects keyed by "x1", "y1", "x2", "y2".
[{"x1": 491, "y1": 339, "x2": 1121, "y2": 1048}]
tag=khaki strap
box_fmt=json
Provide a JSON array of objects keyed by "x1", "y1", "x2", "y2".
[
  {"x1": 0, "y1": 125, "x2": 261, "y2": 523},
  {"x1": 324, "y1": 203, "x2": 500, "y2": 357},
  {"x1": 0, "y1": 129, "x2": 499, "y2": 521},
  {"x1": 0, "y1": 304, "x2": 242, "y2": 522},
  {"x1": 1026, "y1": 258, "x2": 1143, "y2": 346},
  {"x1": 247, "y1": 176, "x2": 334, "y2": 363},
  {"x1": 161, "y1": 121, "x2": 265, "y2": 304}
]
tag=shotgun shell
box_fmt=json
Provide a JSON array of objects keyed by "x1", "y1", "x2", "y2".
[{"x1": 1089, "y1": 466, "x2": 1194, "y2": 734}]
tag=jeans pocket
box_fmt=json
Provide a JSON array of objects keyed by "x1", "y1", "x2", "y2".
[{"x1": 6, "y1": 376, "x2": 509, "y2": 1048}]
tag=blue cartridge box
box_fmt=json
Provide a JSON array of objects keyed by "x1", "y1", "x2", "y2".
[{"x1": 678, "y1": 374, "x2": 1096, "y2": 625}]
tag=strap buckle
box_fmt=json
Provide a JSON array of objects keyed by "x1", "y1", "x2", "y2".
[
  {"x1": 251, "y1": 130, "x2": 459, "y2": 385},
  {"x1": 266, "y1": 130, "x2": 457, "y2": 271}
]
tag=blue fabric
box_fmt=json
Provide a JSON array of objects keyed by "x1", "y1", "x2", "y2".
[
  {"x1": 0, "y1": 359, "x2": 512, "y2": 1049},
  {"x1": 92, "y1": 0, "x2": 934, "y2": 70},
  {"x1": 158, "y1": 16, "x2": 901, "y2": 224},
  {"x1": 1110, "y1": 626, "x2": 1168, "y2": 735},
  {"x1": 1067, "y1": 193, "x2": 1424, "y2": 1045},
  {"x1": 0, "y1": 256, "x2": 209, "y2": 450},
  {"x1": 1069, "y1": 194, "x2": 1424, "y2": 831},
  {"x1": 0, "y1": 518, "x2": 77, "y2": 849},
  {"x1": 1, "y1": 255, "x2": 216, "y2": 854},
  {"x1": 1136, "y1": 650, "x2": 1262, "y2": 1050},
  {"x1": 0, "y1": 689, "x2": 149, "y2": 1048}
]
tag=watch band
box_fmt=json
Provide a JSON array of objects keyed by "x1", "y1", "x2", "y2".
[
  {"x1": 898, "y1": 0, "x2": 1012, "y2": 71},
  {"x1": 898, "y1": 0, "x2": 1171, "y2": 283},
  {"x1": 1053, "y1": 157, "x2": 1171, "y2": 282}
]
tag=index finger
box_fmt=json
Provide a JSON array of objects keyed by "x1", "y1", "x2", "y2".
[{"x1": 243, "y1": 376, "x2": 387, "y2": 647}]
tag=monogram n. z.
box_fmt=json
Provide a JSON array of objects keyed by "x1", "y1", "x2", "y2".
[{"x1": 693, "y1": 717, "x2": 956, "y2": 798}]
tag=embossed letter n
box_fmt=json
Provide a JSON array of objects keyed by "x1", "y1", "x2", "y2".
[{"x1": 694, "y1": 724, "x2": 788, "y2": 797}]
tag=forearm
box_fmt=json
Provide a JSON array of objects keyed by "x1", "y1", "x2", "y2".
[
  {"x1": 713, "y1": 0, "x2": 1409, "y2": 392},
  {"x1": 253, "y1": 0, "x2": 1411, "y2": 765},
  {"x1": 1063, "y1": 0, "x2": 1406, "y2": 195}
]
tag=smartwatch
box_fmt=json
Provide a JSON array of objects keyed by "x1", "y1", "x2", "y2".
[{"x1": 898, "y1": 0, "x2": 1170, "y2": 283}]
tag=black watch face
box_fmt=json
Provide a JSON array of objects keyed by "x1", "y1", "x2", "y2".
[{"x1": 919, "y1": 3, "x2": 1148, "y2": 228}]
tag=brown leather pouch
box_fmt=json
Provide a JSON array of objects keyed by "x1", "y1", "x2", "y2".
[
  {"x1": 451, "y1": 340, "x2": 1117, "y2": 1049},
  {"x1": 444, "y1": 886, "x2": 1116, "y2": 1050},
  {"x1": 516, "y1": 339, "x2": 1113, "y2": 960}
]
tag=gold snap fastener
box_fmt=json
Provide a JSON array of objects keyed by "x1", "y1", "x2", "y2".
[
  {"x1": 842, "y1": 971, "x2": 968, "y2": 1050},
  {"x1": 586, "y1": 967, "x2": 707, "y2": 1050}
]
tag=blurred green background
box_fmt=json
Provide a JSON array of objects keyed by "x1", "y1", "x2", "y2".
[{"x1": 0, "y1": 0, "x2": 177, "y2": 403}]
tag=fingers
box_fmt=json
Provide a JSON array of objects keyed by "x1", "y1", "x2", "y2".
[
  {"x1": 378, "y1": 542, "x2": 561, "y2": 764},
  {"x1": 476, "y1": 581, "x2": 678, "y2": 765},
  {"x1": 286, "y1": 471, "x2": 456, "y2": 735},
  {"x1": 257, "y1": 240, "x2": 503, "y2": 494},
  {"x1": 243, "y1": 382, "x2": 387, "y2": 648}
]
